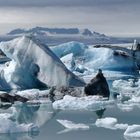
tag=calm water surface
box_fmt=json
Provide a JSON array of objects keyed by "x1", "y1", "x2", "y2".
[
  {"x1": 0, "y1": 104, "x2": 139, "y2": 140},
  {"x1": 0, "y1": 71, "x2": 140, "y2": 140}
]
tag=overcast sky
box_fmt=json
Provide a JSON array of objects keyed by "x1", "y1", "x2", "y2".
[{"x1": 0, "y1": 0, "x2": 140, "y2": 37}]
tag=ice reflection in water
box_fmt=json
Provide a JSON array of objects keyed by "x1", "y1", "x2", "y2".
[
  {"x1": 15, "y1": 102, "x2": 55, "y2": 127},
  {"x1": 0, "y1": 101, "x2": 56, "y2": 140}
]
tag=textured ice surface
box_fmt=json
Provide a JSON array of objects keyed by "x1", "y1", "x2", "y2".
[
  {"x1": 84, "y1": 47, "x2": 136, "y2": 71},
  {"x1": 15, "y1": 89, "x2": 50, "y2": 100},
  {"x1": 53, "y1": 95, "x2": 114, "y2": 111},
  {"x1": 52, "y1": 42, "x2": 137, "y2": 74},
  {"x1": 124, "y1": 125, "x2": 140, "y2": 138},
  {"x1": 95, "y1": 117, "x2": 128, "y2": 130},
  {"x1": 0, "y1": 36, "x2": 85, "y2": 90},
  {"x1": 51, "y1": 41, "x2": 87, "y2": 57},
  {"x1": 95, "y1": 117, "x2": 118, "y2": 129}
]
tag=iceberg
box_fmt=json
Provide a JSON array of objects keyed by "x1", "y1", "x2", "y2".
[
  {"x1": 0, "y1": 36, "x2": 85, "y2": 90},
  {"x1": 84, "y1": 47, "x2": 137, "y2": 71},
  {"x1": 51, "y1": 41, "x2": 87, "y2": 58},
  {"x1": 52, "y1": 42, "x2": 138, "y2": 73},
  {"x1": 0, "y1": 120, "x2": 38, "y2": 134}
]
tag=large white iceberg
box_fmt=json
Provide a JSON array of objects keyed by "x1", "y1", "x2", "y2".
[{"x1": 0, "y1": 36, "x2": 85, "y2": 90}]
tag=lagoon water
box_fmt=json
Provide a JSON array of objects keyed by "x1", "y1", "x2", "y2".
[
  {"x1": 0, "y1": 103, "x2": 139, "y2": 140},
  {"x1": 0, "y1": 71, "x2": 140, "y2": 140}
]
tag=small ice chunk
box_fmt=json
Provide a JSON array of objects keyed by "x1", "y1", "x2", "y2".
[
  {"x1": 115, "y1": 123, "x2": 128, "y2": 130},
  {"x1": 53, "y1": 95, "x2": 114, "y2": 111},
  {"x1": 124, "y1": 125, "x2": 140, "y2": 138},
  {"x1": 57, "y1": 119, "x2": 89, "y2": 130},
  {"x1": 95, "y1": 117, "x2": 117, "y2": 130}
]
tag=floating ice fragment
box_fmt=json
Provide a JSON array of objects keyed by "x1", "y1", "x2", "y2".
[
  {"x1": 95, "y1": 117, "x2": 117, "y2": 130},
  {"x1": 124, "y1": 125, "x2": 140, "y2": 138},
  {"x1": 57, "y1": 119, "x2": 89, "y2": 134},
  {"x1": 53, "y1": 95, "x2": 114, "y2": 111}
]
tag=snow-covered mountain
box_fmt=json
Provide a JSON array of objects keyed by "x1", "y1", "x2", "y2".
[
  {"x1": 0, "y1": 35, "x2": 85, "y2": 90},
  {"x1": 6, "y1": 27, "x2": 126, "y2": 45},
  {"x1": 7, "y1": 27, "x2": 106, "y2": 37}
]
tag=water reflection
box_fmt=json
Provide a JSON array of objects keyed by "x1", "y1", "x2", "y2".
[
  {"x1": 0, "y1": 133, "x2": 38, "y2": 140},
  {"x1": 15, "y1": 102, "x2": 56, "y2": 127},
  {"x1": 95, "y1": 108, "x2": 106, "y2": 118},
  {"x1": 0, "y1": 101, "x2": 56, "y2": 140}
]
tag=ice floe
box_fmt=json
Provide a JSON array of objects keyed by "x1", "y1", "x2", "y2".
[
  {"x1": 95, "y1": 117, "x2": 128, "y2": 130},
  {"x1": 57, "y1": 119, "x2": 89, "y2": 134},
  {"x1": 53, "y1": 95, "x2": 114, "y2": 111},
  {"x1": 124, "y1": 125, "x2": 140, "y2": 138},
  {"x1": 15, "y1": 89, "x2": 50, "y2": 100},
  {"x1": 95, "y1": 117, "x2": 118, "y2": 130}
]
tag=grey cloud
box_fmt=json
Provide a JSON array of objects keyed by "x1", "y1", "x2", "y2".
[
  {"x1": 0, "y1": 0, "x2": 140, "y2": 37},
  {"x1": 0, "y1": 0, "x2": 139, "y2": 7}
]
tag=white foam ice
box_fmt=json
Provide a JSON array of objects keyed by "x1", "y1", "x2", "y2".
[
  {"x1": 113, "y1": 78, "x2": 140, "y2": 107},
  {"x1": 113, "y1": 79, "x2": 138, "y2": 95},
  {"x1": 95, "y1": 117, "x2": 117, "y2": 130},
  {"x1": 53, "y1": 95, "x2": 114, "y2": 111}
]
